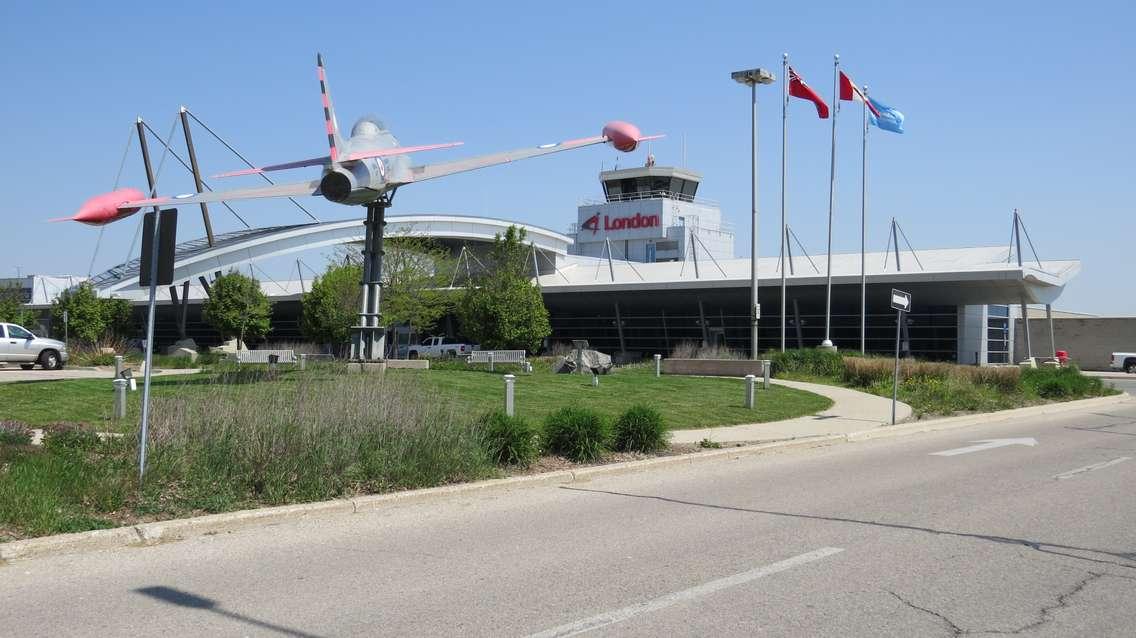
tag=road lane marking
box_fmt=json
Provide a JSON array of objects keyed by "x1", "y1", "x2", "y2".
[
  {"x1": 1053, "y1": 456, "x2": 1131, "y2": 480},
  {"x1": 524, "y1": 547, "x2": 844, "y2": 638},
  {"x1": 929, "y1": 438, "x2": 1038, "y2": 457}
]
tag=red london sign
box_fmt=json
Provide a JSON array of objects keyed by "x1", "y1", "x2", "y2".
[{"x1": 581, "y1": 212, "x2": 661, "y2": 234}]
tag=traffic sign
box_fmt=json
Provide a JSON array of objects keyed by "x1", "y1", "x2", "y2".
[{"x1": 890, "y1": 289, "x2": 911, "y2": 312}]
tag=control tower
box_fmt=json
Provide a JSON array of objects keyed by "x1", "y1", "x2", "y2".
[{"x1": 568, "y1": 160, "x2": 734, "y2": 263}]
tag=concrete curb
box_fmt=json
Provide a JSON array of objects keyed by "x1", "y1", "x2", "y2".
[
  {"x1": 3, "y1": 394, "x2": 1129, "y2": 564},
  {"x1": 844, "y1": 393, "x2": 1135, "y2": 442}
]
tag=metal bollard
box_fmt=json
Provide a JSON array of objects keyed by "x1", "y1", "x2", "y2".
[
  {"x1": 112, "y1": 378, "x2": 128, "y2": 419},
  {"x1": 299, "y1": 353, "x2": 307, "y2": 371},
  {"x1": 654, "y1": 354, "x2": 661, "y2": 377},
  {"x1": 762, "y1": 359, "x2": 771, "y2": 390},
  {"x1": 744, "y1": 374, "x2": 756, "y2": 409},
  {"x1": 489, "y1": 351, "x2": 495, "y2": 373},
  {"x1": 503, "y1": 374, "x2": 515, "y2": 416},
  {"x1": 114, "y1": 355, "x2": 124, "y2": 379}
]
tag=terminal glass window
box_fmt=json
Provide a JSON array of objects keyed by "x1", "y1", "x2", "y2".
[{"x1": 987, "y1": 304, "x2": 1010, "y2": 364}]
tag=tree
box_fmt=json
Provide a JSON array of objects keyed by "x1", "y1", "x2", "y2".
[
  {"x1": 303, "y1": 237, "x2": 456, "y2": 347},
  {"x1": 50, "y1": 283, "x2": 133, "y2": 344},
  {"x1": 301, "y1": 261, "x2": 362, "y2": 346},
  {"x1": 456, "y1": 226, "x2": 550, "y2": 352},
  {"x1": 202, "y1": 271, "x2": 273, "y2": 348},
  {"x1": 381, "y1": 237, "x2": 456, "y2": 331},
  {"x1": 0, "y1": 287, "x2": 37, "y2": 328}
]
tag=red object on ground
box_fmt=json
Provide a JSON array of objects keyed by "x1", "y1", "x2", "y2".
[{"x1": 1056, "y1": 350, "x2": 1069, "y2": 364}]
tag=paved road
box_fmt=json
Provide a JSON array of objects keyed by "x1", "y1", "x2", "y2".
[
  {"x1": 2, "y1": 401, "x2": 1134, "y2": 636},
  {"x1": 1102, "y1": 375, "x2": 1136, "y2": 396}
]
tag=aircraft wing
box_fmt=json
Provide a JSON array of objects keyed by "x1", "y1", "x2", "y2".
[
  {"x1": 403, "y1": 135, "x2": 606, "y2": 183},
  {"x1": 120, "y1": 179, "x2": 323, "y2": 209}
]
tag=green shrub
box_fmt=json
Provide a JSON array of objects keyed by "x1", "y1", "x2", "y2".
[
  {"x1": 765, "y1": 348, "x2": 845, "y2": 380},
  {"x1": 0, "y1": 421, "x2": 32, "y2": 446},
  {"x1": 1022, "y1": 366, "x2": 1104, "y2": 399},
  {"x1": 613, "y1": 404, "x2": 668, "y2": 453},
  {"x1": 544, "y1": 406, "x2": 610, "y2": 462},
  {"x1": 42, "y1": 426, "x2": 100, "y2": 455},
  {"x1": 478, "y1": 411, "x2": 541, "y2": 466}
]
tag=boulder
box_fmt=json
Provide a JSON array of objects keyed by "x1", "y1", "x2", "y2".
[
  {"x1": 555, "y1": 349, "x2": 613, "y2": 374},
  {"x1": 166, "y1": 347, "x2": 198, "y2": 362},
  {"x1": 165, "y1": 338, "x2": 198, "y2": 357},
  {"x1": 209, "y1": 338, "x2": 246, "y2": 355}
]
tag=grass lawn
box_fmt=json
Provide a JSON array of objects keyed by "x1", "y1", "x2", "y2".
[
  {"x1": 394, "y1": 364, "x2": 831, "y2": 429},
  {"x1": 0, "y1": 363, "x2": 831, "y2": 430}
]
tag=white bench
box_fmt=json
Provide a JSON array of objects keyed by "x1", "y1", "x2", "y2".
[
  {"x1": 467, "y1": 350, "x2": 527, "y2": 370},
  {"x1": 231, "y1": 349, "x2": 296, "y2": 365}
]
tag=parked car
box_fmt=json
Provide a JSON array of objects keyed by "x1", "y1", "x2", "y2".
[
  {"x1": 0, "y1": 323, "x2": 68, "y2": 370},
  {"x1": 406, "y1": 336, "x2": 478, "y2": 359},
  {"x1": 1109, "y1": 352, "x2": 1136, "y2": 374}
]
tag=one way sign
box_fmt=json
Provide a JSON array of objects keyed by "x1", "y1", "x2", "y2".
[{"x1": 891, "y1": 289, "x2": 911, "y2": 312}]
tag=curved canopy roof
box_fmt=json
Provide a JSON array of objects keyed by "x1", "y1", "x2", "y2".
[{"x1": 92, "y1": 214, "x2": 571, "y2": 295}]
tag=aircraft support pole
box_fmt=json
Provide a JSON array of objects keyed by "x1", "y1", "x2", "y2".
[{"x1": 352, "y1": 199, "x2": 388, "y2": 362}]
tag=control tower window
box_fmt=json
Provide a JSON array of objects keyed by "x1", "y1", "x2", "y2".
[
  {"x1": 651, "y1": 176, "x2": 670, "y2": 193},
  {"x1": 681, "y1": 179, "x2": 698, "y2": 198}
]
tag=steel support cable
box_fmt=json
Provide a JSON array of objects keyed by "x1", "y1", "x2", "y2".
[
  {"x1": 1016, "y1": 214, "x2": 1044, "y2": 268},
  {"x1": 141, "y1": 120, "x2": 252, "y2": 229},
  {"x1": 788, "y1": 226, "x2": 820, "y2": 274},
  {"x1": 87, "y1": 125, "x2": 137, "y2": 277},
  {"x1": 122, "y1": 117, "x2": 179, "y2": 278},
  {"x1": 184, "y1": 109, "x2": 320, "y2": 222},
  {"x1": 894, "y1": 221, "x2": 925, "y2": 270}
]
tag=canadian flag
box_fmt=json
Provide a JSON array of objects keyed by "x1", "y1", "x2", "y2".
[{"x1": 839, "y1": 71, "x2": 881, "y2": 117}]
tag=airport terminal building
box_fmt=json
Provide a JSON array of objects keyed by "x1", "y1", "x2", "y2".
[{"x1": 13, "y1": 163, "x2": 1080, "y2": 365}]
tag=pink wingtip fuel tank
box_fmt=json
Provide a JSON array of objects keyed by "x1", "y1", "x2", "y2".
[
  {"x1": 66, "y1": 188, "x2": 147, "y2": 225},
  {"x1": 602, "y1": 121, "x2": 643, "y2": 152}
]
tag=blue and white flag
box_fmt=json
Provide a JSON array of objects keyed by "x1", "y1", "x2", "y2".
[{"x1": 867, "y1": 96, "x2": 904, "y2": 134}]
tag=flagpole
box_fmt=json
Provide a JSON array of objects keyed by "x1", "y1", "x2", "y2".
[
  {"x1": 860, "y1": 84, "x2": 869, "y2": 354},
  {"x1": 780, "y1": 53, "x2": 788, "y2": 352},
  {"x1": 822, "y1": 54, "x2": 839, "y2": 349}
]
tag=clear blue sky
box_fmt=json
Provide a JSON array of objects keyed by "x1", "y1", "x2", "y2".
[{"x1": 2, "y1": 1, "x2": 1133, "y2": 314}]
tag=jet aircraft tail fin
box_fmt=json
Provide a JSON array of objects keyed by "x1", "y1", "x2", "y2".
[{"x1": 317, "y1": 53, "x2": 346, "y2": 162}]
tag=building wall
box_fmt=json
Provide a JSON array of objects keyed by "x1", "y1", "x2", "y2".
[
  {"x1": 1013, "y1": 317, "x2": 1136, "y2": 370},
  {"x1": 573, "y1": 199, "x2": 733, "y2": 263}
]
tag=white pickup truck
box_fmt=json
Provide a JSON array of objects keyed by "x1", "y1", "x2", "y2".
[
  {"x1": 406, "y1": 336, "x2": 478, "y2": 359},
  {"x1": 1109, "y1": 352, "x2": 1136, "y2": 374}
]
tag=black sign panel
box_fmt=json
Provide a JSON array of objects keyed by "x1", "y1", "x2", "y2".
[
  {"x1": 890, "y1": 288, "x2": 912, "y2": 312},
  {"x1": 140, "y1": 209, "x2": 178, "y2": 287}
]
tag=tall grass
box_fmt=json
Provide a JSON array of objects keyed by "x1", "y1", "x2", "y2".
[
  {"x1": 144, "y1": 370, "x2": 495, "y2": 509},
  {"x1": 0, "y1": 369, "x2": 497, "y2": 540},
  {"x1": 842, "y1": 357, "x2": 1021, "y2": 392},
  {"x1": 670, "y1": 341, "x2": 746, "y2": 360}
]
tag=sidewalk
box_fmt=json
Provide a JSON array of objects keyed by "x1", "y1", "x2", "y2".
[
  {"x1": 670, "y1": 378, "x2": 912, "y2": 444},
  {"x1": 0, "y1": 366, "x2": 200, "y2": 383}
]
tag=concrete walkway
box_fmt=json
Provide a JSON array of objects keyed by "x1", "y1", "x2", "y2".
[
  {"x1": 0, "y1": 366, "x2": 200, "y2": 383},
  {"x1": 670, "y1": 378, "x2": 912, "y2": 444}
]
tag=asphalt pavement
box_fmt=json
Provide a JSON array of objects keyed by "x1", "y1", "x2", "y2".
[{"x1": 2, "y1": 400, "x2": 1134, "y2": 636}]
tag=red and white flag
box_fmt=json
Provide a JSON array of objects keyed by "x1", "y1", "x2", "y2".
[
  {"x1": 788, "y1": 66, "x2": 830, "y2": 119},
  {"x1": 839, "y1": 71, "x2": 881, "y2": 117}
]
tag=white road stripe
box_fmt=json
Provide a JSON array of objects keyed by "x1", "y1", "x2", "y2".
[
  {"x1": 524, "y1": 547, "x2": 844, "y2": 638},
  {"x1": 1053, "y1": 456, "x2": 1131, "y2": 480}
]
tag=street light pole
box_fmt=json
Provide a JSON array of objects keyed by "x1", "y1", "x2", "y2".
[{"x1": 732, "y1": 66, "x2": 775, "y2": 360}]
